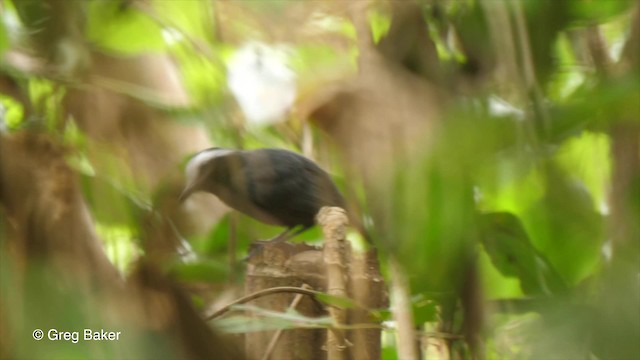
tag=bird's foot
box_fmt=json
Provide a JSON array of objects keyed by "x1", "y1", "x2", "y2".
[{"x1": 243, "y1": 240, "x2": 274, "y2": 261}]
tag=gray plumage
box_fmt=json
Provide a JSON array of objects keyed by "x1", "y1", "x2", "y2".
[{"x1": 180, "y1": 148, "x2": 345, "y2": 239}]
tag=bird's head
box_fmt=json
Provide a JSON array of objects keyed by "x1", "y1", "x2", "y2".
[{"x1": 179, "y1": 147, "x2": 234, "y2": 202}]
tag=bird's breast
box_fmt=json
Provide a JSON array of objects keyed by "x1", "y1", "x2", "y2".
[{"x1": 213, "y1": 187, "x2": 285, "y2": 226}]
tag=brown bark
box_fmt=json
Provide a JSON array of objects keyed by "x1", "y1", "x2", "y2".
[
  {"x1": 348, "y1": 248, "x2": 386, "y2": 360},
  {"x1": 318, "y1": 207, "x2": 349, "y2": 360},
  {"x1": 0, "y1": 131, "x2": 244, "y2": 359},
  {"x1": 243, "y1": 209, "x2": 386, "y2": 360},
  {"x1": 0, "y1": 133, "x2": 120, "y2": 288},
  {"x1": 244, "y1": 242, "x2": 327, "y2": 360}
]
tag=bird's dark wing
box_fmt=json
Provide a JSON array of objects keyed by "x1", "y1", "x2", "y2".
[
  {"x1": 196, "y1": 150, "x2": 281, "y2": 225},
  {"x1": 242, "y1": 149, "x2": 345, "y2": 227}
]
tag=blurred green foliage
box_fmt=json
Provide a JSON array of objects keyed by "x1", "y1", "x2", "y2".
[
  {"x1": 87, "y1": 2, "x2": 168, "y2": 54},
  {"x1": 1, "y1": 0, "x2": 638, "y2": 359}
]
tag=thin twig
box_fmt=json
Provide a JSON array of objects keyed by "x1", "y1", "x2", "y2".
[
  {"x1": 205, "y1": 286, "x2": 323, "y2": 320},
  {"x1": 511, "y1": 0, "x2": 550, "y2": 138}
]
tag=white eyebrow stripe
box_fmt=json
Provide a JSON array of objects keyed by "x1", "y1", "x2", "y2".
[{"x1": 185, "y1": 148, "x2": 234, "y2": 183}]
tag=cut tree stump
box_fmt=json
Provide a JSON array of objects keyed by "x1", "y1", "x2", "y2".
[{"x1": 245, "y1": 207, "x2": 386, "y2": 360}]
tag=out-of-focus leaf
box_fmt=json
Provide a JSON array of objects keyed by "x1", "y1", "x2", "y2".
[
  {"x1": 10, "y1": 0, "x2": 47, "y2": 30},
  {"x1": 528, "y1": 301, "x2": 594, "y2": 359},
  {"x1": 410, "y1": 294, "x2": 438, "y2": 324},
  {"x1": 28, "y1": 78, "x2": 66, "y2": 129},
  {"x1": 477, "y1": 154, "x2": 545, "y2": 215},
  {"x1": 170, "y1": 260, "x2": 228, "y2": 283},
  {"x1": 569, "y1": 0, "x2": 635, "y2": 24},
  {"x1": 199, "y1": 214, "x2": 231, "y2": 256},
  {"x1": 0, "y1": 95, "x2": 24, "y2": 130},
  {"x1": 478, "y1": 246, "x2": 524, "y2": 299},
  {"x1": 87, "y1": 1, "x2": 166, "y2": 54},
  {"x1": 479, "y1": 212, "x2": 567, "y2": 296},
  {"x1": 97, "y1": 223, "x2": 140, "y2": 274},
  {"x1": 547, "y1": 34, "x2": 586, "y2": 102},
  {"x1": 591, "y1": 262, "x2": 640, "y2": 359},
  {"x1": 370, "y1": 309, "x2": 393, "y2": 322},
  {"x1": 381, "y1": 329, "x2": 400, "y2": 360},
  {"x1": 315, "y1": 293, "x2": 358, "y2": 309},
  {"x1": 523, "y1": 164, "x2": 604, "y2": 286},
  {"x1": 292, "y1": 43, "x2": 357, "y2": 97},
  {"x1": 79, "y1": 173, "x2": 144, "y2": 228},
  {"x1": 171, "y1": 44, "x2": 226, "y2": 106},
  {"x1": 390, "y1": 113, "x2": 520, "y2": 295},
  {"x1": 548, "y1": 77, "x2": 640, "y2": 143},
  {"x1": 305, "y1": 12, "x2": 356, "y2": 40},
  {"x1": 390, "y1": 149, "x2": 475, "y2": 295},
  {"x1": 555, "y1": 131, "x2": 610, "y2": 209},
  {"x1": 0, "y1": 21, "x2": 8, "y2": 55},
  {"x1": 522, "y1": 1, "x2": 571, "y2": 85},
  {"x1": 212, "y1": 314, "x2": 305, "y2": 334},
  {"x1": 213, "y1": 314, "x2": 285, "y2": 333},
  {"x1": 453, "y1": 2, "x2": 493, "y2": 77},
  {"x1": 153, "y1": 1, "x2": 212, "y2": 41},
  {"x1": 66, "y1": 152, "x2": 96, "y2": 177},
  {"x1": 368, "y1": 8, "x2": 391, "y2": 43},
  {"x1": 292, "y1": 44, "x2": 348, "y2": 74},
  {"x1": 213, "y1": 306, "x2": 332, "y2": 334},
  {"x1": 62, "y1": 119, "x2": 86, "y2": 148}
]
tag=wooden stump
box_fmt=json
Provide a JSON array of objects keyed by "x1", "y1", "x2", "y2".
[{"x1": 244, "y1": 207, "x2": 387, "y2": 360}]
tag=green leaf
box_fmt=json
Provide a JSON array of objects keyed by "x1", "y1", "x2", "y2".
[
  {"x1": 96, "y1": 223, "x2": 139, "y2": 274},
  {"x1": 87, "y1": 2, "x2": 166, "y2": 54},
  {"x1": 79, "y1": 173, "x2": 146, "y2": 228},
  {"x1": 315, "y1": 293, "x2": 358, "y2": 309},
  {"x1": 212, "y1": 314, "x2": 286, "y2": 333},
  {"x1": 370, "y1": 309, "x2": 393, "y2": 322},
  {"x1": 411, "y1": 294, "x2": 438, "y2": 324},
  {"x1": 170, "y1": 260, "x2": 228, "y2": 283},
  {"x1": 171, "y1": 44, "x2": 226, "y2": 105},
  {"x1": 569, "y1": 0, "x2": 635, "y2": 24},
  {"x1": 199, "y1": 214, "x2": 230, "y2": 255},
  {"x1": 0, "y1": 22, "x2": 8, "y2": 55},
  {"x1": 477, "y1": 155, "x2": 545, "y2": 215},
  {"x1": 153, "y1": 1, "x2": 212, "y2": 41},
  {"x1": 390, "y1": 144, "x2": 477, "y2": 295},
  {"x1": 523, "y1": 164, "x2": 604, "y2": 286},
  {"x1": 555, "y1": 131, "x2": 610, "y2": 208},
  {"x1": 368, "y1": 8, "x2": 391, "y2": 43},
  {"x1": 0, "y1": 95, "x2": 24, "y2": 130},
  {"x1": 547, "y1": 34, "x2": 586, "y2": 102},
  {"x1": 479, "y1": 212, "x2": 568, "y2": 296},
  {"x1": 478, "y1": 246, "x2": 524, "y2": 300},
  {"x1": 212, "y1": 306, "x2": 332, "y2": 333},
  {"x1": 522, "y1": 1, "x2": 571, "y2": 84}
]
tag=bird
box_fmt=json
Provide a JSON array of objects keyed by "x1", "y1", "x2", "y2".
[{"x1": 179, "y1": 147, "x2": 347, "y2": 243}]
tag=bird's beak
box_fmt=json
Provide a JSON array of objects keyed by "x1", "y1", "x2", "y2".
[{"x1": 178, "y1": 186, "x2": 194, "y2": 203}]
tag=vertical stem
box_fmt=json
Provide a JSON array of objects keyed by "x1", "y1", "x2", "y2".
[
  {"x1": 318, "y1": 206, "x2": 350, "y2": 360},
  {"x1": 510, "y1": 0, "x2": 550, "y2": 139},
  {"x1": 389, "y1": 258, "x2": 419, "y2": 360}
]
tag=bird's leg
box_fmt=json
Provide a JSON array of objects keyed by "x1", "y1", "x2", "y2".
[
  {"x1": 244, "y1": 228, "x2": 292, "y2": 261},
  {"x1": 245, "y1": 226, "x2": 311, "y2": 261},
  {"x1": 266, "y1": 225, "x2": 313, "y2": 242},
  {"x1": 263, "y1": 227, "x2": 295, "y2": 243}
]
